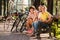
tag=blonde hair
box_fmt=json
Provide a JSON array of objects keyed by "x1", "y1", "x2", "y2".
[{"x1": 44, "y1": 5, "x2": 47, "y2": 11}]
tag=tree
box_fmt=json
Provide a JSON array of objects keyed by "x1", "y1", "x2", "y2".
[
  {"x1": 47, "y1": 0, "x2": 53, "y2": 15},
  {"x1": 33, "y1": 0, "x2": 40, "y2": 9},
  {"x1": 0, "y1": 0, "x2": 2, "y2": 15}
]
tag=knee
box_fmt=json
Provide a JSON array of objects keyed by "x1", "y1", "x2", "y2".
[{"x1": 32, "y1": 21, "x2": 39, "y2": 28}]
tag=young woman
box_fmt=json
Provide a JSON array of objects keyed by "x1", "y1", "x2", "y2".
[{"x1": 26, "y1": 7, "x2": 38, "y2": 34}]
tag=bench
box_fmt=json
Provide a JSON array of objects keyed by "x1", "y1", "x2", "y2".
[
  {"x1": 35, "y1": 22, "x2": 52, "y2": 39},
  {"x1": 35, "y1": 15, "x2": 60, "y2": 39}
]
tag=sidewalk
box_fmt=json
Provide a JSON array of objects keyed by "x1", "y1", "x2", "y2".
[
  {"x1": 0, "y1": 20, "x2": 13, "y2": 32},
  {"x1": 0, "y1": 21, "x2": 54, "y2": 40}
]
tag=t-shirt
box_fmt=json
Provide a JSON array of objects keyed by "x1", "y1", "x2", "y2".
[
  {"x1": 38, "y1": 12, "x2": 52, "y2": 22},
  {"x1": 27, "y1": 12, "x2": 38, "y2": 22},
  {"x1": 27, "y1": 12, "x2": 35, "y2": 19}
]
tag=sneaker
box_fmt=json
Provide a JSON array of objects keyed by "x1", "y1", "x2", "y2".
[{"x1": 27, "y1": 29, "x2": 33, "y2": 34}]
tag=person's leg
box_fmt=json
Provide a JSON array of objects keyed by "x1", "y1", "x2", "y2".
[
  {"x1": 38, "y1": 21, "x2": 52, "y2": 38},
  {"x1": 32, "y1": 21, "x2": 42, "y2": 39},
  {"x1": 26, "y1": 21, "x2": 30, "y2": 30},
  {"x1": 31, "y1": 21, "x2": 39, "y2": 37},
  {"x1": 38, "y1": 21, "x2": 48, "y2": 28},
  {"x1": 26, "y1": 19, "x2": 33, "y2": 30},
  {"x1": 32, "y1": 21, "x2": 39, "y2": 33}
]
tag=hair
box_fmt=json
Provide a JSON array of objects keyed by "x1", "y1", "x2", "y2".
[
  {"x1": 38, "y1": 2, "x2": 47, "y2": 12},
  {"x1": 44, "y1": 6, "x2": 47, "y2": 11},
  {"x1": 29, "y1": 7, "x2": 34, "y2": 12},
  {"x1": 31, "y1": 6, "x2": 36, "y2": 9},
  {"x1": 40, "y1": 2, "x2": 44, "y2": 6}
]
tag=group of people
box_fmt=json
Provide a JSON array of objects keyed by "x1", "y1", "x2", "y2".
[
  {"x1": 25, "y1": 3, "x2": 53, "y2": 36},
  {"x1": 10, "y1": 3, "x2": 53, "y2": 37}
]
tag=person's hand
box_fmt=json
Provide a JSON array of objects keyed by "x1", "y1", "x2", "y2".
[{"x1": 44, "y1": 20, "x2": 48, "y2": 23}]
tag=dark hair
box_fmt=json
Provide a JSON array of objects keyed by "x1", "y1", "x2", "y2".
[
  {"x1": 38, "y1": 3, "x2": 44, "y2": 9},
  {"x1": 40, "y1": 2, "x2": 44, "y2": 6},
  {"x1": 29, "y1": 7, "x2": 34, "y2": 12}
]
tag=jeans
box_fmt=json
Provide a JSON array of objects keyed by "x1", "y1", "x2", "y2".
[
  {"x1": 32, "y1": 21, "x2": 39, "y2": 31},
  {"x1": 32, "y1": 21, "x2": 49, "y2": 32}
]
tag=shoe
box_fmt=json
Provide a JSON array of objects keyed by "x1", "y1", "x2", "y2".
[
  {"x1": 27, "y1": 29, "x2": 33, "y2": 34},
  {"x1": 34, "y1": 36, "x2": 41, "y2": 39}
]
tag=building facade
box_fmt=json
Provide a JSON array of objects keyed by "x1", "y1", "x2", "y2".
[
  {"x1": 9, "y1": 0, "x2": 32, "y2": 12},
  {"x1": 0, "y1": 0, "x2": 60, "y2": 16}
]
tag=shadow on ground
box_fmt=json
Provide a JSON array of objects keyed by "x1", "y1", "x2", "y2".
[{"x1": 0, "y1": 33, "x2": 30, "y2": 40}]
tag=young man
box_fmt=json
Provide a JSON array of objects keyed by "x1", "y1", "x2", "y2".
[{"x1": 32, "y1": 5, "x2": 53, "y2": 37}]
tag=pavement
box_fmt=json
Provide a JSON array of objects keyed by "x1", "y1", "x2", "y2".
[
  {"x1": 0, "y1": 32, "x2": 52, "y2": 40},
  {"x1": 0, "y1": 20, "x2": 56, "y2": 40}
]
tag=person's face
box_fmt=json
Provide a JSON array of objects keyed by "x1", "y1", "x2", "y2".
[
  {"x1": 38, "y1": 6, "x2": 42, "y2": 12},
  {"x1": 41, "y1": 6, "x2": 45, "y2": 12},
  {"x1": 30, "y1": 8, "x2": 34, "y2": 13}
]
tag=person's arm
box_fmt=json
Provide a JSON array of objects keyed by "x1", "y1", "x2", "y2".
[
  {"x1": 38, "y1": 12, "x2": 44, "y2": 21},
  {"x1": 38, "y1": 13, "x2": 41, "y2": 20},
  {"x1": 33, "y1": 11, "x2": 38, "y2": 22},
  {"x1": 45, "y1": 12, "x2": 53, "y2": 23}
]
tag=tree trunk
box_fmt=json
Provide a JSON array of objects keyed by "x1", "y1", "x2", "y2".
[
  {"x1": 0, "y1": 0, "x2": 2, "y2": 15},
  {"x1": 33, "y1": 0, "x2": 40, "y2": 9},
  {"x1": 4, "y1": 0, "x2": 6, "y2": 16},
  {"x1": 47, "y1": 0, "x2": 53, "y2": 15}
]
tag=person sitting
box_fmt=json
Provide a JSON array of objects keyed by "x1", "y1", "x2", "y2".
[
  {"x1": 26, "y1": 7, "x2": 38, "y2": 34},
  {"x1": 32, "y1": 5, "x2": 53, "y2": 37}
]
